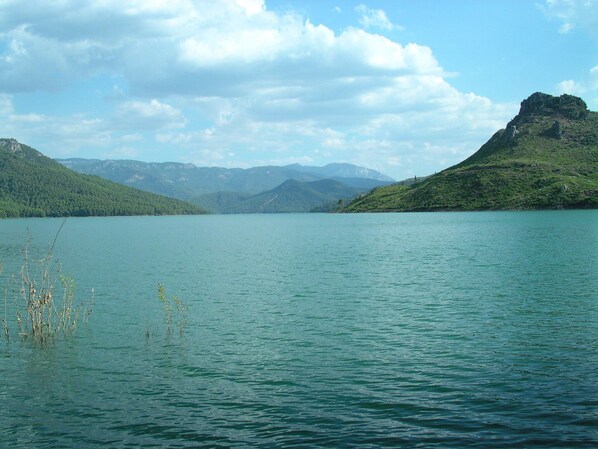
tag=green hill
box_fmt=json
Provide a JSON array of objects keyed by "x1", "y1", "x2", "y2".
[
  {"x1": 344, "y1": 92, "x2": 598, "y2": 212},
  {"x1": 194, "y1": 178, "x2": 363, "y2": 213},
  {"x1": 0, "y1": 139, "x2": 205, "y2": 218}
]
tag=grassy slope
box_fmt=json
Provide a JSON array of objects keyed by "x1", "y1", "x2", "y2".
[
  {"x1": 0, "y1": 140, "x2": 205, "y2": 218},
  {"x1": 345, "y1": 99, "x2": 598, "y2": 212}
]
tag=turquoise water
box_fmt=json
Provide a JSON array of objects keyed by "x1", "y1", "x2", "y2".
[{"x1": 1, "y1": 211, "x2": 597, "y2": 448}]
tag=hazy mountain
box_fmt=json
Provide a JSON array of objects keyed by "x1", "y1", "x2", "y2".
[
  {"x1": 58, "y1": 158, "x2": 393, "y2": 213},
  {"x1": 58, "y1": 159, "x2": 393, "y2": 200},
  {"x1": 0, "y1": 139, "x2": 204, "y2": 218},
  {"x1": 344, "y1": 93, "x2": 598, "y2": 212},
  {"x1": 194, "y1": 179, "x2": 364, "y2": 213},
  {"x1": 284, "y1": 163, "x2": 394, "y2": 182}
]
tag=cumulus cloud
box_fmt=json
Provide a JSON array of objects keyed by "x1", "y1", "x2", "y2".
[{"x1": 0, "y1": 0, "x2": 515, "y2": 177}]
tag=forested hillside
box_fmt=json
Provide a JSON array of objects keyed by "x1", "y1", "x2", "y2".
[{"x1": 0, "y1": 139, "x2": 205, "y2": 218}]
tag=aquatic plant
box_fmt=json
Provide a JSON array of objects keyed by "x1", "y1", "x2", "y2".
[
  {"x1": 156, "y1": 283, "x2": 187, "y2": 336},
  {"x1": 2, "y1": 223, "x2": 93, "y2": 345}
]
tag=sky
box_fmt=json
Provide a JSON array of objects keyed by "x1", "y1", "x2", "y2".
[{"x1": 0, "y1": 0, "x2": 596, "y2": 180}]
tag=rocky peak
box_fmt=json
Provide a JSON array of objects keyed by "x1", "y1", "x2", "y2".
[
  {"x1": 509, "y1": 92, "x2": 589, "y2": 127},
  {"x1": 0, "y1": 137, "x2": 46, "y2": 161},
  {"x1": 0, "y1": 138, "x2": 22, "y2": 153}
]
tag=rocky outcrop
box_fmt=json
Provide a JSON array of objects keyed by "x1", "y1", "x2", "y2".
[
  {"x1": 0, "y1": 138, "x2": 22, "y2": 153},
  {"x1": 547, "y1": 120, "x2": 562, "y2": 139},
  {"x1": 508, "y1": 92, "x2": 589, "y2": 127},
  {"x1": 503, "y1": 124, "x2": 519, "y2": 142},
  {"x1": 0, "y1": 138, "x2": 44, "y2": 160}
]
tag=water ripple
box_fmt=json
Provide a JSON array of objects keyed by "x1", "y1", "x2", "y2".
[{"x1": 1, "y1": 212, "x2": 597, "y2": 448}]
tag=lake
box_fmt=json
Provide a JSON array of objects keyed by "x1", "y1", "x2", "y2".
[{"x1": 1, "y1": 211, "x2": 597, "y2": 448}]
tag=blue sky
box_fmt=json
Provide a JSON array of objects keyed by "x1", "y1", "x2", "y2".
[{"x1": 0, "y1": 0, "x2": 596, "y2": 180}]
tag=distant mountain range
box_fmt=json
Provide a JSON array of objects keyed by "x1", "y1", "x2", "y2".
[
  {"x1": 0, "y1": 139, "x2": 205, "y2": 218},
  {"x1": 345, "y1": 92, "x2": 598, "y2": 212},
  {"x1": 58, "y1": 159, "x2": 394, "y2": 213}
]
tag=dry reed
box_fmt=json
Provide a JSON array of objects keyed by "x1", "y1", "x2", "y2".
[{"x1": 2, "y1": 221, "x2": 93, "y2": 345}]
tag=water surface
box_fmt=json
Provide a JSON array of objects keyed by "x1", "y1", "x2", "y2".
[{"x1": 1, "y1": 211, "x2": 597, "y2": 447}]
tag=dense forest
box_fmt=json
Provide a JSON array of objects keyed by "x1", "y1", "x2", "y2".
[{"x1": 0, "y1": 139, "x2": 205, "y2": 218}]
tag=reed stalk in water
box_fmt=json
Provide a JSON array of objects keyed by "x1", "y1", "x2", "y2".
[
  {"x1": 157, "y1": 283, "x2": 187, "y2": 336},
  {"x1": 2, "y1": 221, "x2": 93, "y2": 345}
]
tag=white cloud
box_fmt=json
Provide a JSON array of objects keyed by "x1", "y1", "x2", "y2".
[
  {"x1": 0, "y1": 106, "x2": 112, "y2": 158},
  {"x1": 544, "y1": 0, "x2": 598, "y2": 108},
  {"x1": 0, "y1": 0, "x2": 516, "y2": 178},
  {"x1": 542, "y1": 0, "x2": 598, "y2": 36},
  {"x1": 235, "y1": 0, "x2": 265, "y2": 16},
  {"x1": 559, "y1": 64, "x2": 598, "y2": 93},
  {"x1": 557, "y1": 79, "x2": 584, "y2": 95},
  {"x1": 114, "y1": 99, "x2": 186, "y2": 130},
  {"x1": 355, "y1": 4, "x2": 398, "y2": 32},
  {"x1": 557, "y1": 64, "x2": 598, "y2": 108},
  {"x1": 1, "y1": 1, "x2": 434, "y2": 94}
]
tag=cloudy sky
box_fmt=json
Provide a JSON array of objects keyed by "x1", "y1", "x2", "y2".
[{"x1": 0, "y1": 0, "x2": 596, "y2": 179}]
